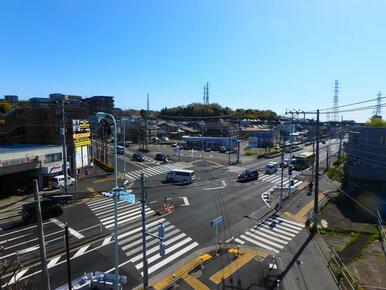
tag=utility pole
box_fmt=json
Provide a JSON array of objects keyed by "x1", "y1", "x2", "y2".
[
  {"x1": 338, "y1": 116, "x2": 343, "y2": 160},
  {"x1": 123, "y1": 122, "x2": 126, "y2": 183},
  {"x1": 61, "y1": 100, "x2": 69, "y2": 195},
  {"x1": 140, "y1": 173, "x2": 148, "y2": 288},
  {"x1": 278, "y1": 137, "x2": 285, "y2": 210},
  {"x1": 288, "y1": 114, "x2": 294, "y2": 197},
  {"x1": 33, "y1": 179, "x2": 50, "y2": 290},
  {"x1": 228, "y1": 135, "x2": 231, "y2": 165},
  {"x1": 313, "y1": 110, "x2": 320, "y2": 232},
  {"x1": 237, "y1": 117, "x2": 241, "y2": 164},
  {"x1": 60, "y1": 100, "x2": 72, "y2": 289}
]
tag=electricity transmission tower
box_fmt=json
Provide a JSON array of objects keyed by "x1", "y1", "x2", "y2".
[{"x1": 332, "y1": 80, "x2": 339, "y2": 122}]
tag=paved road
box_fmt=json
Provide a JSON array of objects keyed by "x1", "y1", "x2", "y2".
[{"x1": 0, "y1": 139, "x2": 340, "y2": 289}]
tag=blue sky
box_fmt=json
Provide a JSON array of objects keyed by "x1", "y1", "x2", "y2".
[{"x1": 1, "y1": 0, "x2": 385, "y2": 121}]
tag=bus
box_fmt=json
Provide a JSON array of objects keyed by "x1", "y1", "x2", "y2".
[{"x1": 293, "y1": 151, "x2": 315, "y2": 170}]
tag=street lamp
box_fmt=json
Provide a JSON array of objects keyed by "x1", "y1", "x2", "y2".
[{"x1": 95, "y1": 112, "x2": 119, "y2": 290}]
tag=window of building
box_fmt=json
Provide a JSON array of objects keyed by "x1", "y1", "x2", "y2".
[{"x1": 45, "y1": 152, "x2": 62, "y2": 163}]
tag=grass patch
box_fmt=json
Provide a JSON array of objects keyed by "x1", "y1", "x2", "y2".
[{"x1": 319, "y1": 227, "x2": 377, "y2": 236}]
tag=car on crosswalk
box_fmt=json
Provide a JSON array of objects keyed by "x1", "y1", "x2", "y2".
[
  {"x1": 132, "y1": 152, "x2": 145, "y2": 162},
  {"x1": 238, "y1": 169, "x2": 259, "y2": 182},
  {"x1": 155, "y1": 153, "x2": 170, "y2": 161}
]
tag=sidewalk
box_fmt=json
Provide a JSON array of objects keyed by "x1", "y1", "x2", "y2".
[{"x1": 149, "y1": 245, "x2": 281, "y2": 290}]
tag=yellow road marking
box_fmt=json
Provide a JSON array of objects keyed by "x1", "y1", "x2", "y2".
[
  {"x1": 86, "y1": 187, "x2": 96, "y2": 193},
  {"x1": 153, "y1": 254, "x2": 213, "y2": 290},
  {"x1": 284, "y1": 190, "x2": 329, "y2": 222},
  {"x1": 209, "y1": 249, "x2": 263, "y2": 284},
  {"x1": 94, "y1": 177, "x2": 113, "y2": 183},
  {"x1": 228, "y1": 248, "x2": 242, "y2": 255},
  {"x1": 184, "y1": 275, "x2": 210, "y2": 290}
]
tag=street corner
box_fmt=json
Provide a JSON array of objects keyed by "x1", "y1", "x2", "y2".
[{"x1": 151, "y1": 245, "x2": 271, "y2": 290}]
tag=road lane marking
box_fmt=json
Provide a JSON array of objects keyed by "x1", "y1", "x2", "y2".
[
  {"x1": 47, "y1": 256, "x2": 61, "y2": 268},
  {"x1": 244, "y1": 231, "x2": 284, "y2": 249},
  {"x1": 240, "y1": 235, "x2": 279, "y2": 253},
  {"x1": 102, "y1": 237, "x2": 112, "y2": 246},
  {"x1": 94, "y1": 177, "x2": 113, "y2": 183},
  {"x1": 7, "y1": 267, "x2": 29, "y2": 285},
  {"x1": 180, "y1": 196, "x2": 190, "y2": 206},
  {"x1": 149, "y1": 200, "x2": 158, "y2": 204},
  {"x1": 203, "y1": 186, "x2": 225, "y2": 190},
  {"x1": 143, "y1": 242, "x2": 199, "y2": 275},
  {"x1": 50, "y1": 218, "x2": 84, "y2": 239},
  {"x1": 221, "y1": 180, "x2": 227, "y2": 186},
  {"x1": 73, "y1": 244, "x2": 90, "y2": 258}
]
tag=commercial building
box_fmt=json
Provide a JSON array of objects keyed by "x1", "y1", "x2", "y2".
[
  {"x1": 0, "y1": 104, "x2": 91, "y2": 176},
  {"x1": 84, "y1": 96, "x2": 114, "y2": 114},
  {"x1": 0, "y1": 144, "x2": 64, "y2": 194},
  {"x1": 4, "y1": 95, "x2": 18, "y2": 103},
  {"x1": 182, "y1": 136, "x2": 237, "y2": 151},
  {"x1": 243, "y1": 127, "x2": 279, "y2": 148}
]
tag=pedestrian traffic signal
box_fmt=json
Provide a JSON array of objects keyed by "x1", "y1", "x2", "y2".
[{"x1": 288, "y1": 166, "x2": 293, "y2": 175}]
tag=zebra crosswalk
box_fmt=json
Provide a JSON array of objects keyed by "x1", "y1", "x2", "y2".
[
  {"x1": 124, "y1": 162, "x2": 191, "y2": 181},
  {"x1": 87, "y1": 198, "x2": 199, "y2": 276},
  {"x1": 234, "y1": 214, "x2": 304, "y2": 254}
]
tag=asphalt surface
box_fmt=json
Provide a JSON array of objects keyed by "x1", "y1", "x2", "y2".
[{"x1": 0, "y1": 139, "x2": 340, "y2": 289}]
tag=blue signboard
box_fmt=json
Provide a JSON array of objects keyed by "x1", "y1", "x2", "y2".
[
  {"x1": 120, "y1": 190, "x2": 135, "y2": 204},
  {"x1": 210, "y1": 216, "x2": 223, "y2": 227}
]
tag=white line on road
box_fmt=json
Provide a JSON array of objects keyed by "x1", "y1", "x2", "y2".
[
  {"x1": 203, "y1": 186, "x2": 225, "y2": 190},
  {"x1": 50, "y1": 218, "x2": 84, "y2": 239},
  {"x1": 73, "y1": 244, "x2": 90, "y2": 258},
  {"x1": 221, "y1": 180, "x2": 227, "y2": 187},
  {"x1": 149, "y1": 200, "x2": 158, "y2": 204},
  {"x1": 180, "y1": 197, "x2": 190, "y2": 206}
]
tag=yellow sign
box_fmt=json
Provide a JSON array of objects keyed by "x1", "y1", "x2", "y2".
[
  {"x1": 74, "y1": 140, "x2": 91, "y2": 147},
  {"x1": 73, "y1": 132, "x2": 91, "y2": 139}
]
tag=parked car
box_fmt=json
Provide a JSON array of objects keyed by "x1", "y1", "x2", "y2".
[
  {"x1": 171, "y1": 142, "x2": 178, "y2": 147},
  {"x1": 22, "y1": 199, "x2": 63, "y2": 223},
  {"x1": 155, "y1": 153, "x2": 170, "y2": 161},
  {"x1": 204, "y1": 147, "x2": 211, "y2": 152},
  {"x1": 238, "y1": 169, "x2": 259, "y2": 182},
  {"x1": 219, "y1": 146, "x2": 227, "y2": 153},
  {"x1": 50, "y1": 175, "x2": 75, "y2": 189},
  {"x1": 132, "y1": 152, "x2": 145, "y2": 162},
  {"x1": 227, "y1": 148, "x2": 237, "y2": 154}
]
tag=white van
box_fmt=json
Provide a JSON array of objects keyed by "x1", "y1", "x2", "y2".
[
  {"x1": 51, "y1": 175, "x2": 75, "y2": 189},
  {"x1": 265, "y1": 162, "x2": 278, "y2": 174},
  {"x1": 165, "y1": 169, "x2": 195, "y2": 183}
]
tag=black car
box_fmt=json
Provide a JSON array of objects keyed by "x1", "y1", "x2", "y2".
[
  {"x1": 219, "y1": 146, "x2": 227, "y2": 153},
  {"x1": 22, "y1": 199, "x2": 63, "y2": 224},
  {"x1": 132, "y1": 152, "x2": 145, "y2": 162},
  {"x1": 238, "y1": 169, "x2": 259, "y2": 182},
  {"x1": 155, "y1": 153, "x2": 170, "y2": 161}
]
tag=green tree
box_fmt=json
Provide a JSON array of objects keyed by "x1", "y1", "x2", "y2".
[
  {"x1": 366, "y1": 117, "x2": 386, "y2": 127},
  {"x1": 0, "y1": 102, "x2": 13, "y2": 113}
]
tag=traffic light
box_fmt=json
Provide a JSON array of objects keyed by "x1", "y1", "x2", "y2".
[
  {"x1": 288, "y1": 165, "x2": 293, "y2": 176},
  {"x1": 290, "y1": 179, "x2": 295, "y2": 186}
]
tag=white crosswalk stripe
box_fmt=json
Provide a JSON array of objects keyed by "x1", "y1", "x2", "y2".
[
  {"x1": 125, "y1": 162, "x2": 191, "y2": 181},
  {"x1": 235, "y1": 214, "x2": 304, "y2": 254},
  {"x1": 86, "y1": 198, "x2": 199, "y2": 277}
]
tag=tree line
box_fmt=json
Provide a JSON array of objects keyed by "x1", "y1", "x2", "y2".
[{"x1": 159, "y1": 103, "x2": 279, "y2": 120}]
